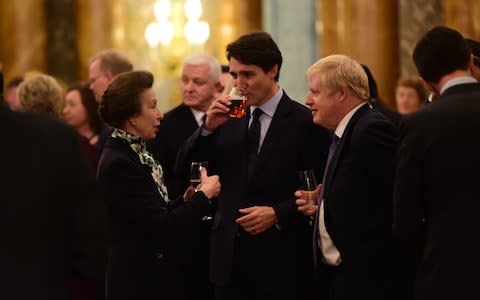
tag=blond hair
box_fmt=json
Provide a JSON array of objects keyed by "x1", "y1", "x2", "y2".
[
  {"x1": 18, "y1": 74, "x2": 64, "y2": 117},
  {"x1": 306, "y1": 54, "x2": 369, "y2": 100}
]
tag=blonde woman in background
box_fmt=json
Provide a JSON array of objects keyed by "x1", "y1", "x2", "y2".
[{"x1": 18, "y1": 74, "x2": 64, "y2": 117}]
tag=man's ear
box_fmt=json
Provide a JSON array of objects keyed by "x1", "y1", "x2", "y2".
[
  {"x1": 421, "y1": 78, "x2": 438, "y2": 101},
  {"x1": 268, "y1": 65, "x2": 279, "y2": 80},
  {"x1": 105, "y1": 71, "x2": 114, "y2": 81},
  {"x1": 468, "y1": 54, "x2": 476, "y2": 75}
]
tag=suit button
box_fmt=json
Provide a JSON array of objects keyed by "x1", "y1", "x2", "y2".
[{"x1": 156, "y1": 253, "x2": 164, "y2": 259}]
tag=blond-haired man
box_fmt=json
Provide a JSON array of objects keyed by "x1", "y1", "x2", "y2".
[{"x1": 297, "y1": 54, "x2": 398, "y2": 300}]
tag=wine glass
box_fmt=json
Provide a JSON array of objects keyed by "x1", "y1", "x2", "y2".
[
  {"x1": 190, "y1": 161, "x2": 212, "y2": 220},
  {"x1": 190, "y1": 161, "x2": 208, "y2": 188},
  {"x1": 298, "y1": 169, "x2": 318, "y2": 205}
]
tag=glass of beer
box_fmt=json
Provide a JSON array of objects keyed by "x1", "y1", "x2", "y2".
[{"x1": 227, "y1": 87, "x2": 247, "y2": 119}]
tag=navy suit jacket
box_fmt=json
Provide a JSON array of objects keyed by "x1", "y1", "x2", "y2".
[
  {"x1": 318, "y1": 104, "x2": 398, "y2": 300},
  {"x1": 176, "y1": 92, "x2": 330, "y2": 297},
  {"x1": 97, "y1": 135, "x2": 211, "y2": 300},
  {"x1": 394, "y1": 82, "x2": 480, "y2": 300}
]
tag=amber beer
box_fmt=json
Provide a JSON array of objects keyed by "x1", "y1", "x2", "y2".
[{"x1": 227, "y1": 95, "x2": 247, "y2": 118}]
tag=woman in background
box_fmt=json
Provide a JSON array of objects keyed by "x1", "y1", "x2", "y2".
[
  {"x1": 97, "y1": 70, "x2": 220, "y2": 300},
  {"x1": 63, "y1": 83, "x2": 103, "y2": 170},
  {"x1": 395, "y1": 76, "x2": 427, "y2": 115},
  {"x1": 18, "y1": 73, "x2": 63, "y2": 117}
]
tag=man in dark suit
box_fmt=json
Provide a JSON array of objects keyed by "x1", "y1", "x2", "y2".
[
  {"x1": 1, "y1": 70, "x2": 107, "y2": 299},
  {"x1": 297, "y1": 54, "x2": 398, "y2": 300},
  {"x1": 149, "y1": 54, "x2": 222, "y2": 197},
  {"x1": 393, "y1": 26, "x2": 480, "y2": 300},
  {"x1": 176, "y1": 32, "x2": 329, "y2": 300}
]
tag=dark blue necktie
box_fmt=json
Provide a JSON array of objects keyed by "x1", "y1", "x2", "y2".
[
  {"x1": 312, "y1": 133, "x2": 339, "y2": 267},
  {"x1": 247, "y1": 108, "x2": 263, "y2": 179}
]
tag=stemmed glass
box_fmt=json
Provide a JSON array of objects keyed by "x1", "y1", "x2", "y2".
[
  {"x1": 298, "y1": 169, "x2": 318, "y2": 205},
  {"x1": 190, "y1": 161, "x2": 208, "y2": 189},
  {"x1": 190, "y1": 161, "x2": 212, "y2": 220}
]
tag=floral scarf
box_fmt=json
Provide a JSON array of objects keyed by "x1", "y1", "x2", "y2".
[{"x1": 111, "y1": 128, "x2": 170, "y2": 203}]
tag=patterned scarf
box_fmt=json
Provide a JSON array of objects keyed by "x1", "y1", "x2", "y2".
[{"x1": 111, "y1": 128, "x2": 170, "y2": 203}]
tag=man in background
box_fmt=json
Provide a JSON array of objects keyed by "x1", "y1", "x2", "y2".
[
  {"x1": 394, "y1": 26, "x2": 480, "y2": 300},
  {"x1": 149, "y1": 54, "x2": 221, "y2": 197},
  {"x1": 88, "y1": 49, "x2": 133, "y2": 154}
]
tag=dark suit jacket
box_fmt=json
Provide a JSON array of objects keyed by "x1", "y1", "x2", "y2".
[
  {"x1": 319, "y1": 104, "x2": 398, "y2": 300},
  {"x1": 176, "y1": 92, "x2": 329, "y2": 298},
  {"x1": 97, "y1": 135, "x2": 211, "y2": 300},
  {"x1": 393, "y1": 83, "x2": 480, "y2": 300},
  {"x1": 148, "y1": 104, "x2": 199, "y2": 198},
  {"x1": 147, "y1": 104, "x2": 213, "y2": 299},
  {"x1": 1, "y1": 104, "x2": 107, "y2": 300}
]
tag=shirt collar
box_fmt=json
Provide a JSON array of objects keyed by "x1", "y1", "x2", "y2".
[
  {"x1": 190, "y1": 107, "x2": 206, "y2": 126},
  {"x1": 334, "y1": 102, "x2": 368, "y2": 139},
  {"x1": 249, "y1": 86, "x2": 283, "y2": 118},
  {"x1": 440, "y1": 76, "x2": 477, "y2": 95}
]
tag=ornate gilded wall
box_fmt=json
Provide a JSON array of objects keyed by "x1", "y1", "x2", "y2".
[{"x1": 2, "y1": 0, "x2": 480, "y2": 111}]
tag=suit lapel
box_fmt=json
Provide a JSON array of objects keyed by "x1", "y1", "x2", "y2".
[{"x1": 324, "y1": 104, "x2": 370, "y2": 189}]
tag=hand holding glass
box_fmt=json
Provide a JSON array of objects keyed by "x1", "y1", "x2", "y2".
[
  {"x1": 191, "y1": 161, "x2": 212, "y2": 220},
  {"x1": 190, "y1": 161, "x2": 208, "y2": 188},
  {"x1": 298, "y1": 170, "x2": 318, "y2": 205}
]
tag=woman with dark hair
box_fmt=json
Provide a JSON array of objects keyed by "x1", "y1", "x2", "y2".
[
  {"x1": 63, "y1": 83, "x2": 103, "y2": 170},
  {"x1": 97, "y1": 70, "x2": 220, "y2": 300}
]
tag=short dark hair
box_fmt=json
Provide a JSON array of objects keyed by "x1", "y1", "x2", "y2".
[
  {"x1": 413, "y1": 26, "x2": 471, "y2": 83},
  {"x1": 67, "y1": 83, "x2": 103, "y2": 134},
  {"x1": 221, "y1": 64, "x2": 229, "y2": 73},
  {"x1": 226, "y1": 32, "x2": 283, "y2": 81},
  {"x1": 99, "y1": 71, "x2": 154, "y2": 128}
]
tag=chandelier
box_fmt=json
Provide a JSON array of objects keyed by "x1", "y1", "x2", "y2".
[{"x1": 145, "y1": 0, "x2": 210, "y2": 47}]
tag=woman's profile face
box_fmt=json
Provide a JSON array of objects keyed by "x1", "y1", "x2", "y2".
[
  {"x1": 395, "y1": 86, "x2": 422, "y2": 115},
  {"x1": 63, "y1": 89, "x2": 88, "y2": 129},
  {"x1": 129, "y1": 88, "x2": 163, "y2": 140}
]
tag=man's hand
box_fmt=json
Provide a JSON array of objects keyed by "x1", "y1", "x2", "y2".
[
  {"x1": 295, "y1": 184, "x2": 321, "y2": 216},
  {"x1": 236, "y1": 206, "x2": 278, "y2": 235},
  {"x1": 204, "y1": 96, "x2": 231, "y2": 132}
]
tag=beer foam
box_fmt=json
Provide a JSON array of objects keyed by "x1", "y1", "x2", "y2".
[{"x1": 229, "y1": 87, "x2": 238, "y2": 97}]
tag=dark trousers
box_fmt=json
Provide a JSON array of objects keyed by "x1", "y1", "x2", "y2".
[
  {"x1": 214, "y1": 231, "x2": 310, "y2": 300},
  {"x1": 315, "y1": 258, "x2": 393, "y2": 300}
]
